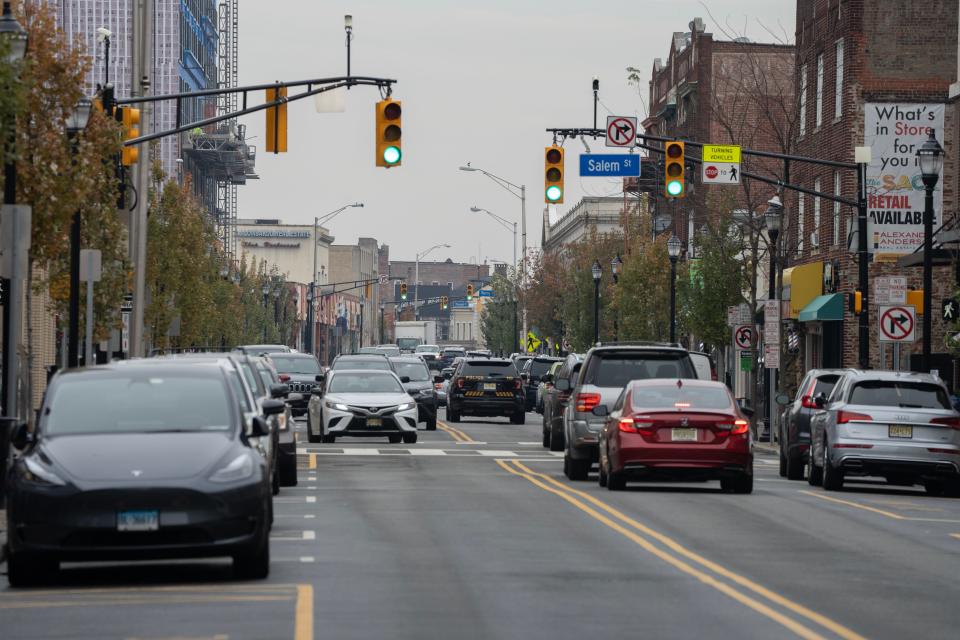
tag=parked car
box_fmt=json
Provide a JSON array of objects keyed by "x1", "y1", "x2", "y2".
[
  {"x1": 562, "y1": 343, "x2": 697, "y2": 480},
  {"x1": 542, "y1": 354, "x2": 583, "y2": 451},
  {"x1": 446, "y1": 358, "x2": 525, "y2": 424},
  {"x1": 536, "y1": 361, "x2": 564, "y2": 414},
  {"x1": 308, "y1": 369, "x2": 419, "y2": 444},
  {"x1": 439, "y1": 346, "x2": 466, "y2": 369},
  {"x1": 267, "y1": 352, "x2": 323, "y2": 417},
  {"x1": 254, "y1": 357, "x2": 300, "y2": 488},
  {"x1": 390, "y1": 356, "x2": 439, "y2": 430},
  {"x1": 807, "y1": 370, "x2": 960, "y2": 494},
  {"x1": 689, "y1": 351, "x2": 716, "y2": 380},
  {"x1": 779, "y1": 369, "x2": 846, "y2": 480},
  {"x1": 4, "y1": 360, "x2": 277, "y2": 586},
  {"x1": 521, "y1": 356, "x2": 562, "y2": 412},
  {"x1": 437, "y1": 367, "x2": 455, "y2": 406},
  {"x1": 597, "y1": 379, "x2": 753, "y2": 493},
  {"x1": 234, "y1": 344, "x2": 291, "y2": 355}
]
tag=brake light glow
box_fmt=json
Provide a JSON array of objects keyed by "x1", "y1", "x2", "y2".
[
  {"x1": 931, "y1": 416, "x2": 960, "y2": 430},
  {"x1": 279, "y1": 374, "x2": 290, "y2": 382},
  {"x1": 618, "y1": 417, "x2": 636, "y2": 433},
  {"x1": 800, "y1": 395, "x2": 818, "y2": 409},
  {"x1": 837, "y1": 410, "x2": 872, "y2": 424},
  {"x1": 575, "y1": 393, "x2": 601, "y2": 413},
  {"x1": 731, "y1": 419, "x2": 749, "y2": 435},
  {"x1": 674, "y1": 402, "x2": 691, "y2": 408},
  {"x1": 514, "y1": 378, "x2": 522, "y2": 391},
  {"x1": 456, "y1": 378, "x2": 464, "y2": 390}
]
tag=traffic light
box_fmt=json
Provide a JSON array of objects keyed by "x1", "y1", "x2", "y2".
[
  {"x1": 664, "y1": 141, "x2": 685, "y2": 197},
  {"x1": 265, "y1": 86, "x2": 288, "y2": 153},
  {"x1": 466, "y1": 284, "x2": 474, "y2": 300},
  {"x1": 441, "y1": 296, "x2": 449, "y2": 310},
  {"x1": 544, "y1": 145, "x2": 564, "y2": 204},
  {"x1": 399, "y1": 282, "x2": 408, "y2": 300},
  {"x1": 375, "y1": 98, "x2": 402, "y2": 167},
  {"x1": 849, "y1": 290, "x2": 862, "y2": 314},
  {"x1": 117, "y1": 107, "x2": 141, "y2": 166}
]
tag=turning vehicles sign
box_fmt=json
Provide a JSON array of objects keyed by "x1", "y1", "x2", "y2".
[{"x1": 878, "y1": 305, "x2": 916, "y2": 343}]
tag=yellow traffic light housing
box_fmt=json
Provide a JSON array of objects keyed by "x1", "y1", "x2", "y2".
[
  {"x1": 400, "y1": 282, "x2": 408, "y2": 300},
  {"x1": 664, "y1": 141, "x2": 685, "y2": 198},
  {"x1": 849, "y1": 290, "x2": 862, "y2": 314},
  {"x1": 375, "y1": 98, "x2": 402, "y2": 167},
  {"x1": 544, "y1": 145, "x2": 564, "y2": 204},
  {"x1": 466, "y1": 284, "x2": 474, "y2": 300},
  {"x1": 441, "y1": 295, "x2": 449, "y2": 310},
  {"x1": 118, "y1": 107, "x2": 141, "y2": 166},
  {"x1": 265, "y1": 86, "x2": 288, "y2": 153}
]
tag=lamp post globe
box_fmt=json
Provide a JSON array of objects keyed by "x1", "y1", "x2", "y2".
[
  {"x1": 667, "y1": 234, "x2": 682, "y2": 262},
  {"x1": 591, "y1": 260, "x2": 602, "y2": 282},
  {"x1": 918, "y1": 131, "x2": 944, "y2": 186},
  {"x1": 916, "y1": 131, "x2": 943, "y2": 371},
  {"x1": 0, "y1": 1, "x2": 28, "y2": 64},
  {"x1": 611, "y1": 254, "x2": 623, "y2": 283}
]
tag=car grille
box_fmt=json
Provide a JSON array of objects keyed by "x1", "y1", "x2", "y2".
[{"x1": 62, "y1": 528, "x2": 213, "y2": 547}]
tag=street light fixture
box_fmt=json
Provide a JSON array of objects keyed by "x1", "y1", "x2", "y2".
[
  {"x1": 667, "y1": 235, "x2": 681, "y2": 343},
  {"x1": 592, "y1": 260, "x2": 602, "y2": 344},
  {"x1": 0, "y1": 2, "x2": 28, "y2": 64},
  {"x1": 414, "y1": 243, "x2": 451, "y2": 319},
  {"x1": 917, "y1": 131, "x2": 943, "y2": 371},
  {"x1": 66, "y1": 98, "x2": 93, "y2": 134},
  {"x1": 763, "y1": 195, "x2": 784, "y2": 443},
  {"x1": 66, "y1": 98, "x2": 93, "y2": 369},
  {"x1": 469, "y1": 206, "x2": 518, "y2": 268}
]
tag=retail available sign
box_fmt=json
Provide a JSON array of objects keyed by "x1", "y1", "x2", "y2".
[{"x1": 864, "y1": 103, "x2": 944, "y2": 256}]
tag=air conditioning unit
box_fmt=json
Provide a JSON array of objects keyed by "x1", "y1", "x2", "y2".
[{"x1": 810, "y1": 232, "x2": 820, "y2": 248}]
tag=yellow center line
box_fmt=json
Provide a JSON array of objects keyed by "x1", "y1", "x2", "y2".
[
  {"x1": 438, "y1": 420, "x2": 474, "y2": 443},
  {"x1": 437, "y1": 423, "x2": 464, "y2": 442},
  {"x1": 295, "y1": 584, "x2": 314, "y2": 640},
  {"x1": 507, "y1": 461, "x2": 867, "y2": 640},
  {"x1": 308, "y1": 453, "x2": 317, "y2": 470},
  {"x1": 799, "y1": 490, "x2": 906, "y2": 520}
]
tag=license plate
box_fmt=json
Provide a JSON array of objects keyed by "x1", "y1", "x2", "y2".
[
  {"x1": 117, "y1": 510, "x2": 159, "y2": 532},
  {"x1": 484, "y1": 383, "x2": 497, "y2": 391},
  {"x1": 889, "y1": 425, "x2": 913, "y2": 439},
  {"x1": 367, "y1": 417, "x2": 382, "y2": 427},
  {"x1": 671, "y1": 428, "x2": 698, "y2": 442}
]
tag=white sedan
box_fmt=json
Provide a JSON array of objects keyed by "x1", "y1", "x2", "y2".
[{"x1": 308, "y1": 369, "x2": 419, "y2": 444}]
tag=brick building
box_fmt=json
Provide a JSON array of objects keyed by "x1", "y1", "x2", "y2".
[{"x1": 787, "y1": 0, "x2": 958, "y2": 386}]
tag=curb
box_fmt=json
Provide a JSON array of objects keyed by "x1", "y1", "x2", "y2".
[{"x1": 754, "y1": 442, "x2": 779, "y2": 456}]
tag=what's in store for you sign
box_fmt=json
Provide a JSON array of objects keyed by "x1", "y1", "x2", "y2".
[{"x1": 865, "y1": 103, "x2": 944, "y2": 256}]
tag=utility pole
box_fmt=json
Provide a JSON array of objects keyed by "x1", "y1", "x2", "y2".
[
  {"x1": 520, "y1": 184, "x2": 527, "y2": 344},
  {"x1": 129, "y1": 0, "x2": 153, "y2": 358}
]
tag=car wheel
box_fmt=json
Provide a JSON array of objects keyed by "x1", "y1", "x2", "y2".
[
  {"x1": 280, "y1": 455, "x2": 298, "y2": 487},
  {"x1": 510, "y1": 411, "x2": 525, "y2": 425},
  {"x1": 402, "y1": 432, "x2": 418, "y2": 444},
  {"x1": 448, "y1": 408, "x2": 461, "y2": 423},
  {"x1": 807, "y1": 440, "x2": 824, "y2": 486},
  {"x1": 426, "y1": 417, "x2": 437, "y2": 431},
  {"x1": 271, "y1": 466, "x2": 280, "y2": 496},
  {"x1": 606, "y1": 458, "x2": 625, "y2": 491},
  {"x1": 785, "y1": 451, "x2": 805, "y2": 481},
  {"x1": 233, "y1": 535, "x2": 270, "y2": 580},
  {"x1": 821, "y1": 438, "x2": 844, "y2": 491},
  {"x1": 542, "y1": 426, "x2": 551, "y2": 448},
  {"x1": 321, "y1": 434, "x2": 336, "y2": 444},
  {"x1": 387, "y1": 434, "x2": 402, "y2": 444},
  {"x1": 564, "y1": 449, "x2": 590, "y2": 481},
  {"x1": 549, "y1": 426, "x2": 565, "y2": 452},
  {"x1": 306, "y1": 413, "x2": 322, "y2": 443},
  {"x1": 6, "y1": 552, "x2": 57, "y2": 587},
  {"x1": 598, "y1": 453, "x2": 608, "y2": 487},
  {"x1": 721, "y1": 474, "x2": 753, "y2": 494},
  {"x1": 924, "y1": 479, "x2": 946, "y2": 496}
]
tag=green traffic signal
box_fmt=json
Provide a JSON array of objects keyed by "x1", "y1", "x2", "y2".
[
  {"x1": 545, "y1": 185, "x2": 562, "y2": 202},
  {"x1": 383, "y1": 146, "x2": 401, "y2": 165},
  {"x1": 666, "y1": 180, "x2": 683, "y2": 196}
]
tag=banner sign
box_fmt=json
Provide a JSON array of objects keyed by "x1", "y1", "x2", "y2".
[{"x1": 864, "y1": 103, "x2": 944, "y2": 255}]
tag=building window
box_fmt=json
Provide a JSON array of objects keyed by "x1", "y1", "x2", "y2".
[
  {"x1": 799, "y1": 65, "x2": 808, "y2": 136},
  {"x1": 797, "y1": 194, "x2": 805, "y2": 254},
  {"x1": 833, "y1": 172, "x2": 841, "y2": 246},
  {"x1": 815, "y1": 54, "x2": 824, "y2": 128},
  {"x1": 813, "y1": 178, "x2": 821, "y2": 249},
  {"x1": 834, "y1": 39, "x2": 844, "y2": 119}
]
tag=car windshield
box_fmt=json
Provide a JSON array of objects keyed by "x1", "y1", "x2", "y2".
[
  {"x1": 848, "y1": 380, "x2": 950, "y2": 409},
  {"x1": 328, "y1": 373, "x2": 404, "y2": 394},
  {"x1": 416, "y1": 345, "x2": 440, "y2": 353},
  {"x1": 585, "y1": 352, "x2": 694, "y2": 387},
  {"x1": 529, "y1": 359, "x2": 557, "y2": 377},
  {"x1": 630, "y1": 383, "x2": 732, "y2": 410},
  {"x1": 392, "y1": 362, "x2": 431, "y2": 381},
  {"x1": 45, "y1": 374, "x2": 233, "y2": 434},
  {"x1": 270, "y1": 356, "x2": 321, "y2": 375},
  {"x1": 461, "y1": 361, "x2": 517, "y2": 377},
  {"x1": 332, "y1": 358, "x2": 391, "y2": 371},
  {"x1": 376, "y1": 345, "x2": 401, "y2": 355}
]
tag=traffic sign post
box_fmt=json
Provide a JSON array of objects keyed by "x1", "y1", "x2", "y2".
[
  {"x1": 701, "y1": 145, "x2": 741, "y2": 185},
  {"x1": 733, "y1": 324, "x2": 755, "y2": 350},
  {"x1": 605, "y1": 116, "x2": 637, "y2": 148},
  {"x1": 878, "y1": 305, "x2": 916, "y2": 343},
  {"x1": 579, "y1": 154, "x2": 641, "y2": 177},
  {"x1": 875, "y1": 276, "x2": 907, "y2": 305}
]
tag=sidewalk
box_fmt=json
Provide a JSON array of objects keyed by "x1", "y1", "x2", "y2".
[{"x1": 754, "y1": 441, "x2": 779, "y2": 456}]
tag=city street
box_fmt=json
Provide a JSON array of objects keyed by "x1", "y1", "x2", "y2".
[{"x1": 3, "y1": 411, "x2": 960, "y2": 639}]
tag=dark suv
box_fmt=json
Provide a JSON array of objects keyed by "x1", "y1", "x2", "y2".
[
  {"x1": 521, "y1": 356, "x2": 562, "y2": 412},
  {"x1": 562, "y1": 343, "x2": 697, "y2": 480},
  {"x1": 779, "y1": 369, "x2": 846, "y2": 480},
  {"x1": 267, "y1": 353, "x2": 323, "y2": 416},
  {"x1": 447, "y1": 359, "x2": 525, "y2": 424},
  {"x1": 542, "y1": 354, "x2": 583, "y2": 451},
  {"x1": 390, "y1": 356, "x2": 439, "y2": 430}
]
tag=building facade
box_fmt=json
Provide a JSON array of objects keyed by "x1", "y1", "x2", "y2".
[
  {"x1": 542, "y1": 197, "x2": 633, "y2": 255},
  {"x1": 327, "y1": 238, "x2": 381, "y2": 356}
]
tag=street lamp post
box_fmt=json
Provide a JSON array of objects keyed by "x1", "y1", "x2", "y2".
[
  {"x1": 470, "y1": 206, "x2": 519, "y2": 352},
  {"x1": 667, "y1": 235, "x2": 682, "y2": 343},
  {"x1": 66, "y1": 99, "x2": 92, "y2": 368},
  {"x1": 414, "y1": 243, "x2": 450, "y2": 320},
  {"x1": 309, "y1": 203, "x2": 363, "y2": 356},
  {"x1": 764, "y1": 196, "x2": 783, "y2": 444},
  {"x1": 591, "y1": 260, "x2": 602, "y2": 344},
  {"x1": 917, "y1": 131, "x2": 944, "y2": 372},
  {"x1": 611, "y1": 254, "x2": 622, "y2": 341}
]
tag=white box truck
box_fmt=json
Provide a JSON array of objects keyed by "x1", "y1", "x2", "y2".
[{"x1": 395, "y1": 321, "x2": 438, "y2": 353}]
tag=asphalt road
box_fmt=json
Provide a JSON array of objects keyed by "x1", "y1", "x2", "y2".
[{"x1": 3, "y1": 409, "x2": 960, "y2": 639}]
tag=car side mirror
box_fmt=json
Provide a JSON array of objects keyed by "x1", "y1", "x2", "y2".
[
  {"x1": 543, "y1": 374, "x2": 554, "y2": 384},
  {"x1": 262, "y1": 398, "x2": 285, "y2": 416},
  {"x1": 775, "y1": 392, "x2": 790, "y2": 406},
  {"x1": 443, "y1": 372, "x2": 453, "y2": 380},
  {"x1": 315, "y1": 373, "x2": 325, "y2": 383},
  {"x1": 286, "y1": 392, "x2": 304, "y2": 404},
  {"x1": 591, "y1": 405, "x2": 609, "y2": 417},
  {"x1": 400, "y1": 376, "x2": 411, "y2": 384},
  {"x1": 814, "y1": 393, "x2": 827, "y2": 408},
  {"x1": 10, "y1": 421, "x2": 32, "y2": 450},
  {"x1": 434, "y1": 376, "x2": 444, "y2": 384},
  {"x1": 250, "y1": 416, "x2": 270, "y2": 437},
  {"x1": 407, "y1": 389, "x2": 418, "y2": 396},
  {"x1": 556, "y1": 378, "x2": 570, "y2": 391},
  {"x1": 270, "y1": 383, "x2": 289, "y2": 399}
]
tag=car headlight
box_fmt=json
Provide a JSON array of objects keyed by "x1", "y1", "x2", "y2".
[
  {"x1": 396, "y1": 402, "x2": 416, "y2": 412},
  {"x1": 325, "y1": 401, "x2": 349, "y2": 411},
  {"x1": 209, "y1": 453, "x2": 255, "y2": 483},
  {"x1": 20, "y1": 456, "x2": 67, "y2": 486}
]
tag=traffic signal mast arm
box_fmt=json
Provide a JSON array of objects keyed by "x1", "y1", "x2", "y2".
[{"x1": 114, "y1": 75, "x2": 398, "y2": 148}]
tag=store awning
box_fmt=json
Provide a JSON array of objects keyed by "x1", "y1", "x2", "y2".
[
  {"x1": 798, "y1": 293, "x2": 844, "y2": 322},
  {"x1": 782, "y1": 261, "x2": 824, "y2": 318}
]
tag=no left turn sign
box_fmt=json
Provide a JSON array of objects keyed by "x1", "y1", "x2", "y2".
[
  {"x1": 878, "y1": 305, "x2": 916, "y2": 343},
  {"x1": 605, "y1": 115, "x2": 637, "y2": 148}
]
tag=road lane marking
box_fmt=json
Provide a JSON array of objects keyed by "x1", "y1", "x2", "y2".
[
  {"x1": 504, "y1": 460, "x2": 867, "y2": 640},
  {"x1": 295, "y1": 584, "x2": 313, "y2": 640},
  {"x1": 950, "y1": 533, "x2": 960, "y2": 541},
  {"x1": 438, "y1": 420, "x2": 475, "y2": 443},
  {"x1": 477, "y1": 450, "x2": 520, "y2": 457},
  {"x1": 800, "y1": 491, "x2": 912, "y2": 520}
]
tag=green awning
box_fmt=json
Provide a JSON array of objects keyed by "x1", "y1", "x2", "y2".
[{"x1": 798, "y1": 293, "x2": 844, "y2": 322}]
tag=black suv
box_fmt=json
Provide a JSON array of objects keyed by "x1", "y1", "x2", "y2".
[
  {"x1": 542, "y1": 354, "x2": 583, "y2": 451},
  {"x1": 779, "y1": 369, "x2": 847, "y2": 480},
  {"x1": 447, "y1": 358, "x2": 525, "y2": 424},
  {"x1": 390, "y1": 356, "x2": 439, "y2": 430},
  {"x1": 521, "y1": 356, "x2": 562, "y2": 412},
  {"x1": 267, "y1": 352, "x2": 323, "y2": 416}
]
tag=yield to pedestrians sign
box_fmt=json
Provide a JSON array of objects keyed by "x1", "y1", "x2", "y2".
[
  {"x1": 701, "y1": 145, "x2": 741, "y2": 184},
  {"x1": 605, "y1": 115, "x2": 637, "y2": 148},
  {"x1": 526, "y1": 332, "x2": 542, "y2": 353},
  {"x1": 733, "y1": 324, "x2": 755, "y2": 350},
  {"x1": 878, "y1": 305, "x2": 916, "y2": 343}
]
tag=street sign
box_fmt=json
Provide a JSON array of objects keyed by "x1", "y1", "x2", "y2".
[
  {"x1": 79, "y1": 249, "x2": 102, "y2": 282},
  {"x1": 452, "y1": 299, "x2": 470, "y2": 308},
  {"x1": 727, "y1": 306, "x2": 738, "y2": 327},
  {"x1": 701, "y1": 145, "x2": 741, "y2": 185},
  {"x1": 738, "y1": 303, "x2": 753, "y2": 324},
  {"x1": 764, "y1": 344, "x2": 780, "y2": 369},
  {"x1": 875, "y1": 276, "x2": 907, "y2": 305},
  {"x1": 478, "y1": 289, "x2": 494, "y2": 297},
  {"x1": 943, "y1": 298, "x2": 958, "y2": 322},
  {"x1": 379, "y1": 273, "x2": 388, "y2": 285},
  {"x1": 526, "y1": 332, "x2": 542, "y2": 353},
  {"x1": 739, "y1": 351, "x2": 753, "y2": 372},
  {"x1": 733, "y1": 324, "x2": 755, "y2": 350},
  {"x1": 605, "y1": 115, "x2": 637, "y2": 148},
  {"x1": 878, "y1": 305, "x2": 916, "y2": 343},
  {"x1": 579, "y1": 154, "x2": 641, "y2": 177}
]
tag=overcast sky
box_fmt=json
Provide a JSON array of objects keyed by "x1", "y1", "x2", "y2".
[{"x1": 237, "y1": 1, "x2": 795, "y2": 264}]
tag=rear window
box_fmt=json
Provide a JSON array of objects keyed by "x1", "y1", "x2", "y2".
[
  {"x1": 529, "y1": 359, "x2": 558, "y2": 377},
  {"x1": 461, "y1": 361, "x2": 518, "y2": 377},
  {"x1": 270, "y1": 356, "x2": 320, "y2": 374},
  {"x1": 630, "y1": 383, "x2": 733, "y2": 410},
  {"x1": 332, "y1": 358, "x2": 391, "y2": 371},
  {"x1": 392, "y1": 361, "x2": 431, "y2": 381},
  {"x1": 848, "y1": 380, "x2": 950, "y2": 409},
  {"x1": 443, "y1": 348, "x2": 465, "y2": 356},
  {"x1": 583, "y1": 352, "x2": 694, "y2": 388},
  {"x1": 812, "y1": 375, "x2": 839, "y2": 397}
]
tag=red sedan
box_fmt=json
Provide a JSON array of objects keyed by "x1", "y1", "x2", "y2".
[{"x1": 596, "y1": 379, "x2": 753, "y2": 493}]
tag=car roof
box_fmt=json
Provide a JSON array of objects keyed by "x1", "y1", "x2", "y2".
[
  {"x1": 389, "y1": 356, "x2": 428, "y2": 363},
  {"x1": 463, "y1": 358, "x2": 513, "y2": 365},
  {"x1": 840, "y1": 369, "x2": 946, "y2": 384},
  {"x1": 336, "y1": 353, "x2": 389, "y2": 360},
  {"x1": 58, "y1": 359, "x2": 230, "y2": 379},
  {"x1": 329, "y1": 368, "x2": 398, "y2": 377},
  {"x1": 267, "y1": 352, "x2": 316, "y2": 359}
]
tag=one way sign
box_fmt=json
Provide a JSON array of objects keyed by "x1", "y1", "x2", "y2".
[{"x1": 943, "y1": 298, "x2": 958, "y2": 322}]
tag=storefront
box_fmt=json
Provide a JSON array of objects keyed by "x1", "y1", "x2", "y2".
[{"x1": 782, "y1": 261, "x2": 843, "y2": 370}]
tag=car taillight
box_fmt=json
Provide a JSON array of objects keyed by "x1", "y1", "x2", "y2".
[
  {"x1": 837, "y1": 410, "x2": 872, "y2": 424},
  {"x1": 800, "y1": 395, "x2": 818, "y2": 409},
  {"x1": 456, "y1": 378, "x2": 464, "y2": 389},
  {"x1": 514, "y1": 378, "x2": 522, "y2": 391},
  {"x1": 715, "y1": 419, "x2": 750, "y2": 435},
  {"x1": 575, "y1": 393, "x2": 601, "y2": 413},
  {"x1": 931, "y1": 416, "x2": 960, "y2": 430},
  {"x1": 434, "y1": 383, "x2": 443, "y2": 390},
  {"x1": 618, "y1": 417, "x2": 636, "y2": 433},
  {"x1": 279, "y1": 374, "x2": 290, "y2": 382}
]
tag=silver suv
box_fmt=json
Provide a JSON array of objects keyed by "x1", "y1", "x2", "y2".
[
  {"x1": 562, "y1": 343, "x2": 697, "y2": 480},
  {"x1": 808, "y1": 370, "x2": 960, "y2": 494}
]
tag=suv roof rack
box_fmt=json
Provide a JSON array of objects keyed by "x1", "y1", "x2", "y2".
[{"x1": 592, "y1": 341, "x2": 685, "y2": 349}]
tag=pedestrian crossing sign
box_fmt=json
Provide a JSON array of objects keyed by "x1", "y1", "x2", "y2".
[{"x1": 526, "y1": 332, "x2": 541, "y2": 353}]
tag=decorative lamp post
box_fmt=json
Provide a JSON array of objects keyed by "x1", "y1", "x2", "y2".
[
  {"x1": 917, "y1": 131, "x2": 943, "y2": 372},
  {"x1": 667, "y1": 235, "x2": 682, "y2": 342},
  {"x1": 66, "y1": 99, "x2": 92, "y2": 368},
  {"x1": 763, "y1": 196, "x2": 784, "y2": 443},
  {"x1": 611, "y1": 254, "x2": 623, "y2": 341},
  {"x1": 591, "y1": 260, "x2": 602, "y2": 344}
]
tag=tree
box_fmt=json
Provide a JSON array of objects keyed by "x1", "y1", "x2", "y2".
[{"x1": 480, "y1": 274, "x2": 518, "y2": 355}]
